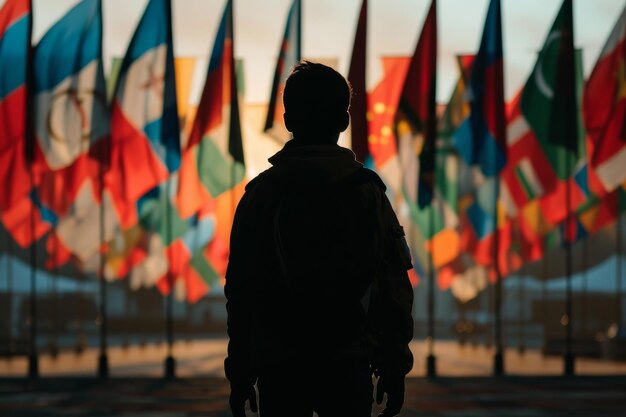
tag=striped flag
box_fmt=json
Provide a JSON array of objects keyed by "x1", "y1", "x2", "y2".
[
  {"x1": 0, "y1": 0, "x2": 31, "y2": 213},
  {"x1": 176, "y1": 0, "x2": 245, "y2": 220},
  {"x1": 500, "y1": 90, "x2": 556, "y2": 219},
  {"x1": 395, "y1": 0, "x2": 437, "y2": 208},
  {"x1": 169, "y1": 0, "x2": 245, "y2": 297},
  {"x1": 496, "y1": 49, "x2": 588, "y2": 276},
  {"x1": 263, "y1": 0, "x2": 301, "y2": 144},
  {"x1": 452, "y1": 0, "x2": 506, "y2": 282},
  {"x1": 109, "y1": 0, "x2": 180, "y2": 228},
  {"x1": 503, "y1": 2, "x2": 587, "y2": 227},
  {"x1": 457, "y1": 0, "x2": 506, "y2": 178},
  {"x1": 583, "y1": 6, "x2": 626, "y2": 194}
]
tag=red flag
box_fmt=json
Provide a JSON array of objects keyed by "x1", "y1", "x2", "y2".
[
  {"x1": 396, "y1": 0, "x2": 437, "y2": 207},
  {"x1": 347, "y1": 0, "x2": 368, "y2": 163},
  {"x1": 583, "y1": 7, "x2": 626, "y2": 194},
  {"x1": 0, "y1": 0, "x2": 31, "y2": 212},
  {"x1": 176, "y1": 0, "x2": 245, "y2": 219}
]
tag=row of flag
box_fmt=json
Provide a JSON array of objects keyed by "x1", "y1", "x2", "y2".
[
  {"x1": 1, "y1": 0, "x2": 625, "y2": 303},
  {"x1": 0, "y1": 0, "x2": 244, "y2": 302},
  {"x1": 356, "y1": 0, "x2": 626, "y2": 301}
]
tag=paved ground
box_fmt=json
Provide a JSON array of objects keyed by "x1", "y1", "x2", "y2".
[
  {"x1": 3, "y1": 339, "x2": 626, "y2": 377},
  {"x1": 2, "y1": 339, "x2": 626, "y2": 416},
  {"x1": 1, "y1": 376, "x2": 625, "y2": 416}
]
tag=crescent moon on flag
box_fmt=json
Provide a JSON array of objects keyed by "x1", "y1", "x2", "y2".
[
  {"x1": 48, "y1": 88, "x2": 107, "y2": 144},
  {"x1": 533, "y1": 31, "x2": 561, "y2": 99}
]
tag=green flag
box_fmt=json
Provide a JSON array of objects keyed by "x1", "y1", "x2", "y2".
[{"x1": 521, "y1": 0, "x2": 580, "y2": 180}]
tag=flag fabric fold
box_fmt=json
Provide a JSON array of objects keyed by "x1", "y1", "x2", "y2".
[
  {"x1": 454, "y1": 0, "x2": 506, "y2": 278},
  {"x1": 33, "y1": 0, "x2": 108, "y2": 177},
  {"x1": 395, "y1": 0, "x2": 437, "y2": 208},
  {"x1": 521, "y1": 0, "x2": 579, "y2": 182},
  {"x1": 461, "y1": 0, "x2": 506, "y2": 178},
  {"x1": 28, "y1": 0, "x2": 117, "y2": 268},
  {"x1": 583, "y1": 6, "x2": 626, "y2": 194},
  {"x1": 109, "y1": 0, "x2": 180, "y2": 221},
  {"x1": 168, "y1": 0, "x2": 245, "y2": 300},
  {"x1": 263, "y1": 0, "x2": 301, "y2": 144},
  {"x1": 176, "y1": 0, "x2": 245, "y2": 220},
  {"x1": 0, "y1": 0, "x2": 31, "y2": 214}
]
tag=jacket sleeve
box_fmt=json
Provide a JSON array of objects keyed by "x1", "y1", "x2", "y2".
[
  {"x1": 372, "y1": 193, "x2": 414, "y2": 377},
  {"x1": 224, "y1": 191, "x2": 256, "y2": 386}
]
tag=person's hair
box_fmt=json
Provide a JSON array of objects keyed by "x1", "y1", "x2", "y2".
[{"x1": 283, "y1": 60, "x2": 352, "y2": 140}]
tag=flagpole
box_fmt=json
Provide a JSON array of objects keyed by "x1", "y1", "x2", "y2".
[
  {"x1": 6, "y1": 229, "x2": 14, "y2": 357},
  {"x1": 424, "y1": 0, "x2": 438, "y2": 378},
  {"x1": 94, "y1": 0, "x2": 109, "y2": 379},
  {"x1": 51, "y1": 179, "x2": 67, "y2": 355},
  {"x1": 581, "y1": 232, "x2": 588, "y2": 337},
  {"x1": 616, "y1": 208, "x2": 623, "y2": 328},
  {"x1": 296, "y1": 0, "x2": 302, "y2": 59},
  {"x1": 165, "y1": 179, "x2": 175, "y2": 379},
  {"x1": 563, "y1": 41, "x2": 576, "y2": 377},
  {"x1": 426, "y1": 202, "x2": 436, "y2": 377},
  {"x1": 25, "y1": 0, "x2": 37, "y2": 379},
  {"x1": 516, "y1": 225, "x2": 526, "y2": 354},
  {"x1": 493, "y1": 0, "x2": 505, "y2": 373},
  {"x1": 7, "y1": 237, "x2": 12, "y2": 357},
  {"x1": 518, "y1": 267, "x2": 526, "y2": 354},
  {"x1": 123, "y1": 276, "x2": 131, "y2": 349},
  {"x1": 164, "y1": 0, "x2": 176, "y2": 379},
  {"x1": 74, "y1": 207, "x2": 87, "y2": 354},
  {"x1": 27, "y1": 168, "x2": 38, "y2": 379},
  {"x1": 77, "y1": 270, "x2": 87, "y2": 354},
  {"x1": 230, "y1": 0, "x2": 241, "y2": 259},
  {"x1": 49, "y1": 235, "x2": 58, "y2": 357},
  {"x1": 97, "y1": 135, "x2": 109, "y2": 378},
  {"x1": 541, "y1": 244, "x2": 548, "y2": 353},
  {"x1": 564, "y1": 177, "x2": 574, "y2": 375},
  {"x1": 493, "y1": 180, "x2": 504, "y2": 376}
]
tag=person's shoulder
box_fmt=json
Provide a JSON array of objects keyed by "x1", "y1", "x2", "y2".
[
  {"x1": 361, "y1": 168, "x2": 387, "y2": 190},
  {"x1": 236, "y1": 168, "x2": 281, "y2": 216},
  {"x1": 244, "y1": 167, "x2": 279, "y2": 192},
  {"x1": 346, "y1": 167, "x2": 387, "y2": 192}
]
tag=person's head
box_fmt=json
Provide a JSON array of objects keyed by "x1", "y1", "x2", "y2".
[{"x1": 283, "y1": 60, "x2": 352, "y2": 144}]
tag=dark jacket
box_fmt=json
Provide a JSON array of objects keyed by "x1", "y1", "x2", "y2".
[{"x1": 224, "y1": 140, "x2": 414, "y2": 385}]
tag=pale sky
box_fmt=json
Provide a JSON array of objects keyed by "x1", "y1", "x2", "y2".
[{"x1": 7, "y1": 0, "x2": 626, "y2": 103}]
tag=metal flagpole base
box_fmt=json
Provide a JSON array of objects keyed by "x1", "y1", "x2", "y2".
[
  {"x1": 426, "y1": 354, "x2": 437, "y2": 378},
  {"x1": 98, "y1": 353, "x2": 109, "y2": 379},
  {"x1": 493, "y1": 351, "x2": 504, "y2": 376},
  {"x1": 564, "y1": 352, "x2": 575, "y2": 376},
  {"x1": 164, "y1": 355, "x2": 176, "y2": 379},
  {"x1": 28, "y1": 354, "x2": 38, "y2": 379}
]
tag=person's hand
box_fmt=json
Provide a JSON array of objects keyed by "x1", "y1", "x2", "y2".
[
  {"x1": 229, "y1": 382, "x2": 258, "y2": 417},
  {"x1": 375, "y1": 373, "x2": 405, "y2": 417}
]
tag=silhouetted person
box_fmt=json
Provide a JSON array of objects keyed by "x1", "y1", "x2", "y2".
[{"x1": 225, "y1": 61, "x2": 414, "y2": 417}]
